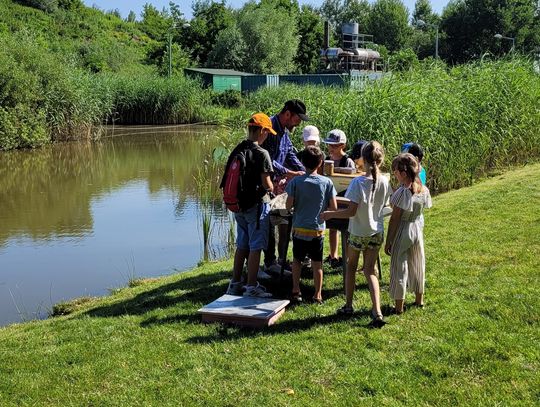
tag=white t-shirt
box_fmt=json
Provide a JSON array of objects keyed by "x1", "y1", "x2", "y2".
[{"x1": 344, "y1": 175, "x2": 391, "y2": 237}]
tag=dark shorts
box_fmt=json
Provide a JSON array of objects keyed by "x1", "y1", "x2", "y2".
[{"x1": 292, "y1": 236, "x2": 324, "y2": 262}]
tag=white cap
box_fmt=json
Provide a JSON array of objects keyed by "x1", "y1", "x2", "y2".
[
  {"x1": 302, "y1": 125, "x2": 320, "y2": 142},
  {"x1": 323, "y1": 129, "x2": 347, "y2": 145}
]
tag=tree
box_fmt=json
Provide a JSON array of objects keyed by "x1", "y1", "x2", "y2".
[
  {"x1": 295, "y1": 5, "x2": 324, "y2": 73},
  {"x1": 127, "y1": 10, "x2": 136, "y2": 23},
  {"x1": 412, "y1": 0, "x2": 438, "y2": 26},
  {"x1": 441, "y1": 0, "x2": 540, "y2": 63},
  {"x1": 139, "y1": 3, "x2": 170, "y2": 41},
  {"x1": 182, "y1": 1, "x2": 234, "y2": 65},
  {"x1": 207, "y1": 24, "x2": 247, "y2": 70},
  {"x1": 409, "y1": 0, "x2": 440, "y2": 59},
  {"x1": 320, "y1": 0, "x2": 371, "y2": 42},
  {"x1": 368, "y1": 0, "x2": 410, "y2": 52},
  {"x1": 237, "y1": 2, "x2": 299, "y2": 73}
]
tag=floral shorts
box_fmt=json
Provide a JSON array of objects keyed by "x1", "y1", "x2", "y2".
[{"x1": 348, "y1": 232, "x2": 384, "y2": 252}]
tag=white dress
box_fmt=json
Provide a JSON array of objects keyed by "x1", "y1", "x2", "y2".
[{"x1": 389, "y1": 185, "x2": 432, "y2": 300}]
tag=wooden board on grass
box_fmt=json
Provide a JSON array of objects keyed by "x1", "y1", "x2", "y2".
[{"x1": 198, "y1": 295, "x2": 290, "y2": 327}]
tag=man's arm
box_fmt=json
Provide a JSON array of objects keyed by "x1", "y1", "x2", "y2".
[{"x1": 285, "y1": 195, "x2": 294, "y2": 211}]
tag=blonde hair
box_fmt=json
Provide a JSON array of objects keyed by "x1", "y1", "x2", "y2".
[
  {"x1": 392, "y1": 153, "x2": 422, "y2": 194},
  {"x1": 361, "y1": 141, "x2": 385, "y2": 196}
]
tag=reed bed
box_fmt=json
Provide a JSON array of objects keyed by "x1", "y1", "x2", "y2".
[
  {"x1": 241, "y1": 58, "x2": 540, "y2": 193},
  {"x1": 96, "y1": 74, "x2": 213, "y2": 125}
]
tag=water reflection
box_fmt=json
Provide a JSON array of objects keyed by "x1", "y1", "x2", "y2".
[{"x1": 0, "y1": 125, "x2": 232, "y2": 326}]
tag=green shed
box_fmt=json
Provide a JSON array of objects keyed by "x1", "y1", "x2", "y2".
[{"x1": 184, "y1": 68, "x2": 254, "y2": 93}]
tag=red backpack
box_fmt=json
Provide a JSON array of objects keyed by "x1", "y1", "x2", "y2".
[{"x1": 220, "y1": 141, "x2": 261, "y2": 213}]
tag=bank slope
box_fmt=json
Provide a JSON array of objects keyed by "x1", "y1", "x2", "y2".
[{"x1": 0, "y1": 164, "x2": 539, "y2": 406}]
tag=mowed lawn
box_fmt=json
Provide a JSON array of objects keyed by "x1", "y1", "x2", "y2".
[{"x1": 0, "y1": 164, "x2": 539, "y2": 406}]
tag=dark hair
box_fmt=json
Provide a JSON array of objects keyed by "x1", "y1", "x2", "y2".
[
  {"x1": 392, "y1": 153, "x2": 422, "y2": 194},
  {"x1": 361, "y1": 141, "x2": 385, "y2": 197},
  {"x1": 350, "y1": 140, "x2": 368, "y2": 160},
  {"x1": 401, "y1": 142, "x2": 424, "y2": 163},
  {"x1": 301, "y1": 145, "x2": 324, "y2": 171},
  {"x1": 280, "y1": 99, "x2": 309, "y2": 120}
]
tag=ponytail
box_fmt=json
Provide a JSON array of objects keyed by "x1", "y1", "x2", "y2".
[{"x1": 361, "y1": 141, "x2": 385, "y2": 199}]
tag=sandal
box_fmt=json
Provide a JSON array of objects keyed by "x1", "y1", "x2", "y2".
[
  {"x1": 336, "y1": 305, "x2": 354, "y2": 315},
  {"x1": 369, "y1": 311, "x2": 386, "y2": 328},
  {"x1": 312, "y1": 297, "x2": 324, "y2": 305}
]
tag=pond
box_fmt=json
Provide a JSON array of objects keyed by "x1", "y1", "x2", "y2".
[{"x1": 0, "y1": 125, "x2": 233, "y2": 327}]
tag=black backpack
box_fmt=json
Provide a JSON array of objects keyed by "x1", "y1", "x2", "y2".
[{"x1": 220, "y1": 140, "x2": 265, "y2": 212}]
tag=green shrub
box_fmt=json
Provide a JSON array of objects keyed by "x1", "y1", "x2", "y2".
[{"x1": 211, "y1": 89, "x2": 244, "y2": 108}]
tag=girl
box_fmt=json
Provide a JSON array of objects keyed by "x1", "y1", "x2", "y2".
[
  {"x1": 322, "y1": 141, "x2": 392, "y2": 327},
  {"x1": 385, "y1": 153, "x2": 432, "y2": 314}
]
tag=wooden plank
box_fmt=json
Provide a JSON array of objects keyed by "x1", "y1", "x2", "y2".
[{"x1": 198, "y1": 295, "x2": 290, "y2": 327}]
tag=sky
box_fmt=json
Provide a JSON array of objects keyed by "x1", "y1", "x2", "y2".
[{"x1": 83, "y1": 0, "x2": 450, "y2": 20}]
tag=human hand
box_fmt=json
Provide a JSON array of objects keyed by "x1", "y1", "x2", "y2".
[
  {"x1": 285, "y1": 170, "x2": 305, "y2": 179},
  {"x1": 320, "y1": 211, "x2": 331, "y2": 222}
]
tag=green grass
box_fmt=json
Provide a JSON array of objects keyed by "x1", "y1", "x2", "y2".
[{"x1": 0, "y1": 164, "x2": 538, "y2": 405}]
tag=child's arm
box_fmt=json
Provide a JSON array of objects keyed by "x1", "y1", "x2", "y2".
[
  {"x1": 261, "y1": 173, "x2": 273, "y2": 193},
  {"x1": 321, "y1": 199, "x2": 358, "y2": 221},
  {"x1": 384, "y1": 207, "x2": 403, "y2": 255},
  {"x1": 285, "y1": 195, "x2": 294, "y2": 212}
]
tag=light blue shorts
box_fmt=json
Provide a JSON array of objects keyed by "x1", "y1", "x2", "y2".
[{"x1": 234, "y1": 202, "x2": 270, "y2": 251}]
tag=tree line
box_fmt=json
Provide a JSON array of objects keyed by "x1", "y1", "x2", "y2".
[{"x1": 129, "y1": 0, "x2": 540, "y2": 74}]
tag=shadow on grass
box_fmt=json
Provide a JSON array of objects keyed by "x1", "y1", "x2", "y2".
[
  {"x1": 183, "y1": 309, "x2": 378, "y2": 344},
  {"x1": 85, "y1": 269, "x2": 231, "y2": 318}
]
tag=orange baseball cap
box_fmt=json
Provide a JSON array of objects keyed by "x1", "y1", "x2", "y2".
[{"x1": 248, "y1": 113, "x2": 277, "y2": 135}]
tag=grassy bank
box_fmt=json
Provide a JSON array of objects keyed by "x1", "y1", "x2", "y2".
[{"x1": 0, "y1": 164, "x2": 538, "y2": 406}]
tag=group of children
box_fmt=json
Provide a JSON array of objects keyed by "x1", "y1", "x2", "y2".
[{"x1": 224, "y1": 112, "x2": 431, "y2": 327}]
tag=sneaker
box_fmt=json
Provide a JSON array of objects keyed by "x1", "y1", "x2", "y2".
[
  {"x1": 243, "y1": 283, "x2": 273, "y2": 298},
  {"x1": 226, "y1": 280, "x2": 243, "y2": 296},
  {"x1": 257, "y1": 267, "x2": 273, "y2": 281}
]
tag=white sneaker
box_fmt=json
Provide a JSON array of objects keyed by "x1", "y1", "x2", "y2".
[
  {"x1": 226, "y1": 280, "x2": 243, "y2": 296},
  {"x1": 243, "y1": 283, "x2": 273, "y2": 298}
]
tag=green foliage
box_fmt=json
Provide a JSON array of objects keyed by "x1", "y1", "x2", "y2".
[
  {"x1": 441, "y1": 0, "x2": 540, "y2": 63},
  {"x1": 295, "y1": 5, "x2": 324, "y2": 74},
  {"x1": 368, "y1": 0, "x2": 411, "y2": 52},
  {"x1": 183, "y1": 0, "x2": 234, "y2": 66},
  {"x1": 237, "y1": 2, "x2": 299, "y2": 73},
  {"x1": 211, "y1": 89, "x2": 244, "y2": 108},
  {"x1": 206, "y1": 23, "x2": 247, "y2": 70},
  {"x1": 100, "y1": 74, "x2": 212, "y2": 125},
  {"x1": 242, "y1": 59, "x2": 540, "y2": 193},
  {"x1": 390, "y1": 47, "x2": 420, "y2": 71}
]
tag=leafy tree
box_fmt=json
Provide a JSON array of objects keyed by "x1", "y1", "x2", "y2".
[
  {"x1": 320, "y1": 0, "x2": 371, "y2": 42},
  {"x1": 390, "y1": 47, "x2": 420, "y2": 71},
  {"x1": 368, "y1": 0, "x2": 411, "y2": 51},
  {"x1": 237, "y1": 2, "x2": 299, "y2": 73},
  {"x1": 127, "y1": 10, "x2": 136, "y2": 23},
  {"x1": 441, "y1": 0, "x2": 540, "y2": 63},
  {"x1": 295, "y1": 5, "x2": 324, "y2": 73},
  {"x1": 206, "y1": 24, "x2": 247, "y2": 70},
  {"x1": 409, "y1": 0, "x2": 441, "y2": 59},
  {"x1": 139, "y1": 3, "x2": 170, "y2": 41},
  {"x1": 15, "y1": 0, "x2": 58, "y2": 12},
  {"x1": 182, "y1": 1, "x2": 234, "y2": 66}
]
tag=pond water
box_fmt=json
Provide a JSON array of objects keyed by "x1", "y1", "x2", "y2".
[{"x1": 0, "y1": 125, "x2": 233, "y2": 327}]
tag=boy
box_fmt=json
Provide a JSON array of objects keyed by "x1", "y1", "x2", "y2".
[
  {"x1": 223, "y1": 113, "x2": 276, "y2": 298},
  {"x1": 285, "y1": 146, "x2": 337, "y2": 303},
  {"x1": 322, "y1": 129, "x2": 355, "y2": 268}
]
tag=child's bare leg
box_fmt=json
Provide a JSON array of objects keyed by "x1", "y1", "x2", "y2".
[
  {"x1": 345, "y1": 246, "x2": 360, "y2": 307},
  {"x1": 394, "y1": 299, "x2": 405, "y2": 314},
  {"x1": 292, "y1": 258, "x2": 302, "y2": 294},
  {"x1": 312, "y1": 260, "x2": 323, "y2": 301},
  {"x1": 246, "y1": 250, "x2": 262, "y2": 286},
  {"x1": 233, "y1": 248, "x2": 249, "y2": 282},
  {"x1": 363, "y1": 247, "x2": 382, "y2": 317},
  {"x1": 329, "y1": 229, "x2": 339, "y2": 259},
  {"x1": 415, "y1": 292, "x2": 424, "y2": 306}
]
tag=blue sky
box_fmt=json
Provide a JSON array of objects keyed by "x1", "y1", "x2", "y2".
[{"x1": 83, "y1": 1, "x2": 450, "y2": 20}]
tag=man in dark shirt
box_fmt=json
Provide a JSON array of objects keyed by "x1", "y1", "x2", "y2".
[{"x1": 261, "y1": 99, "x2": 309, "y2": 273}]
